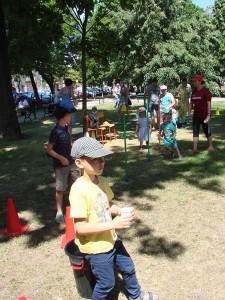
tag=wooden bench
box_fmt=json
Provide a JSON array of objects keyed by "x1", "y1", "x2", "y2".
[{"x1": 136, "y1": 92, "x2": 145, "y2": 103}]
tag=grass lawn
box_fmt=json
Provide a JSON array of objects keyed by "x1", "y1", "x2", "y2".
[{"x1": 0, "y1": 101, "x2": 225, "y2": 300}]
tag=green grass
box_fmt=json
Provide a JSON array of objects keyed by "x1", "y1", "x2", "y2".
[
  {"x1": 0, "y1": 101, "x2": 225, "y2": 299},
  {"x1": 0, "y1": 101, "x2": 224, "y2": 230}
]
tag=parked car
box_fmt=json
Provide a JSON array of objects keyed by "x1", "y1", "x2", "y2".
[{"x1": 92, "y1": 87, "x2": 103, "y2": 97}]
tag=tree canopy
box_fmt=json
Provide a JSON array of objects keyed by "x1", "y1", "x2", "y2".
[{"x1": 0, "y1": 0, "x2": 224, "y2": 140}]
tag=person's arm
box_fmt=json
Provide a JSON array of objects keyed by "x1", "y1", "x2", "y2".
[
  {"x1": 204, "y1": 101, "x2": 211, "y2": 123},
  {"x1": 188, "y1": 95, "x2": 193, "y2": 117},
  {"x1": 74, "y1": 215, "x2": 133, "y2": 235},
  {"x1": 149, "y1": 120, "x2": 152, "y2": 134},
  {"x1": 46, "y1": 144, "x2": 69, "y2": 166},
  {"x1": 135, "y1": 123, "x2": 139, "y2": 133},
  {"x1": 170, "y1": 94, "x2": 175, "y2": 108}
]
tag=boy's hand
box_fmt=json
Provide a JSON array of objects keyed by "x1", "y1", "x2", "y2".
[
  {"x1": 60, "y1": 156, "x2": 69, "y2": 166},
  {"x1": 112, "y1": 215, "x2": 134, "y2": 229}
]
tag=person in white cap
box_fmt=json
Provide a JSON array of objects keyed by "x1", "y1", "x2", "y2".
[
  {"x1": 188, "y1": 75, "x2": 214, "y2": 154},
  {"x1": 69, "y1": 137, "x2": 159, "y2": 300},
  {"x1": 159, "y1": 85, "x2": 175, "y2": 123}
]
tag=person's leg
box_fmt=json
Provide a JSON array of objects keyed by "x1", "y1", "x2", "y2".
[
  {"x1": 192, "y1": 116, "x2": 201, "y2": 152},
  {"x1": 55, "y1": 167, "x2": 69, "y2": 223},
  {"x1": 55, "y1": 190, "x2": 63, "y2": 213},
  {"x1": 114, "y1": 239, "x2": 141, "y2": 299},
  {"x1": 117, "y1": 106, "x2": 122, "y2": 124},
  {"x1": 178, "y1": 101, "x2": 185, "y2": 123},
  {"x1": 126, "y1": 105, "x2": 131, "y2": 124},
  {"x1": 202, "y1": 121, "x2": 214, "y2": 151},
  {"x1": 85, "y1": 250, "x2": 116, "y2": 300},
  {"x1": 114, "y1": 239, "x2": 158, "y2": 300}
]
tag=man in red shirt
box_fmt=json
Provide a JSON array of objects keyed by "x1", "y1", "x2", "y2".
[{"x1": 189, "y1": 75, "x2": 214, "y2": 154}]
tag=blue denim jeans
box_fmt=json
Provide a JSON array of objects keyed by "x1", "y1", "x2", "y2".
[{"x1": 84, "y1": 238, "x2": 142, "y2": 300}]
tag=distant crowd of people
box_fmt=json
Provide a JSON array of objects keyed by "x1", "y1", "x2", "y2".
[{"x1": 113, "y1": 76, "x2": 214, "y2": 157}]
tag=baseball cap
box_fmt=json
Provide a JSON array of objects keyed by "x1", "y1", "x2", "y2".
[
  {"x1": 54, "y1": 106, "x2": 76, "y2": 120},
  {"x1": 191, "y1": 75, "x2": 203, "y2": 81},
  {"x1": 160, "y1": 85, "x2": 167, "y2": 90},
  {"x1": 71, "y1": 137, "x2": 113, "y2": 159}
]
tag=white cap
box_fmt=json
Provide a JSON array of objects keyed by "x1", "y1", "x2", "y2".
[{"x1": 160, "y1": 85, "x2": 167, "y2": 90}]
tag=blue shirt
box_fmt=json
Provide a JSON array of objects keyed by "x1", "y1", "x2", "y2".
[
  {"x1": 160, "y1": 92, "x2": 173, "y2": 113},
  {"x1": 160, "y1": 122, "x2": 177, "y2": 148}
]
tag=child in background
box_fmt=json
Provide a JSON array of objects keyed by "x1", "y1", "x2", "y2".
[
  {"x1": 69, "y1": 137, "x2": 159, "y2": 300},
  {"x1": 47, "y1": 106, "x2": 79, "y2": 224},
  {"x1": 159, "y1": 113, "x2": 182, "y2": 159},
  {"x1": 135, "y1": 107, "x2": 152, "y2": 151},
  {"x1": 88, "y1": 106, "x2": 99, "y2": 129}
]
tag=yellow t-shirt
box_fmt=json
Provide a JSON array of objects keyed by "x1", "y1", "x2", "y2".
[{"x1": 69, "y1": 176, "x2": 117, "y2": 254}]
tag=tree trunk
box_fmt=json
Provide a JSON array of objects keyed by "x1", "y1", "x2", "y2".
[
  {"x1": 29, "y1": 70, "x2": 42, "y2": 109},
  {"x1": 36, "y1": 67, "x2": 55, "y2": 95},
  {"x1": 81, "y1": 15, "x2": 88, "y2": 134},
  {"x1": 0, "y1": 3, "x2": 21, "y2": 140}
]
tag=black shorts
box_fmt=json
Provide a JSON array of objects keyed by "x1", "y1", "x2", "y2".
[
  {"x1": 193, "y1": 116, "x2": 212, "y2": 138},
  {"x1": 150, "y1": 103, "x2": 158, "y2": 113}
]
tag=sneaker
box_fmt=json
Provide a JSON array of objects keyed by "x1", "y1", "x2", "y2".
[
  {"x1": 190, "y1": 149, "x2": 198, "y2": 155},
  {"x1": 178, "y1": 154, "x2": 183, "y2": 159},
  {"x1": 115, "y1": 122, "x2": 121, "y2": 125},
  {"x1": 206, "y1": 146, "x2": 214, "y2": 152},
  {"x1": 55, "y1": 212, "x2": 64, "y2": 224},
  {"x1": 126, "y1": 121, "x2": 131, "y2": 125}
]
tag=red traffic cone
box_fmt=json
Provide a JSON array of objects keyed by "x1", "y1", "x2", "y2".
[
  {"x1": 1, "y1": 198, "x2": 29, "y2": 237},
  {"x1": 61, "y1": 206, "x2": 76, "y2": 249},
  {"x1": 18, "y1": 297, "x2": 27, "y2": 300}
]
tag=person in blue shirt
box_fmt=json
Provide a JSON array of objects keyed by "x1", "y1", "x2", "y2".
[
  {"x1": 159, "y1": 85, "x2": 175, "y2": 123},
  {"x1": 159, "y1": 113, "x2": 182, "y2": 159},
  {"x1": 57, "y1": 78, "x2": 78, "y2": 137}
]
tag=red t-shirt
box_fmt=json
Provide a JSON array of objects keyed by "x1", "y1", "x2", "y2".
[{"x1": 191, "y1": 86, "x2": 211, "y2": 118}]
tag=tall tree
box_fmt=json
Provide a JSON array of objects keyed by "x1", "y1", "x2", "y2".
[
  {"x1": 0, "y1": 1, "x2": 21, "y2": 140},
  {"x1": 213, "y1": 0, "x2": 225, "y2": 79}
]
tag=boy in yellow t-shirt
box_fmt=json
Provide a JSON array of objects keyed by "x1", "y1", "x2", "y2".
[{"x1": 69, "y1": 137, "x2": 159, "y2": 300}]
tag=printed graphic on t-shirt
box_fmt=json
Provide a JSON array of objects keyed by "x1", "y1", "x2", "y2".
[{"x1": 94, "y1": 192, "x2": 111, "y2": 223}]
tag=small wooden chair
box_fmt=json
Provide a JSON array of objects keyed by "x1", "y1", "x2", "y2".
[
  {"x1": 85, "y1": 115, "x2": 106, "y2": 144},
  {"x1": 97, "y1": 112, "x2": 116, "y2": 142}
]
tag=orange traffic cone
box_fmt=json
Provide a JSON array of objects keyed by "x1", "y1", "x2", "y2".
[
  {"x1": 1, "y1": 198, "x2": 29, "y2": 237},
  {"x1": 61, "y1": 206, "x2": 76, "y2": 249},
  {"x1": 18, "y1": 297, "x2": 27, "y2": 300}
]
